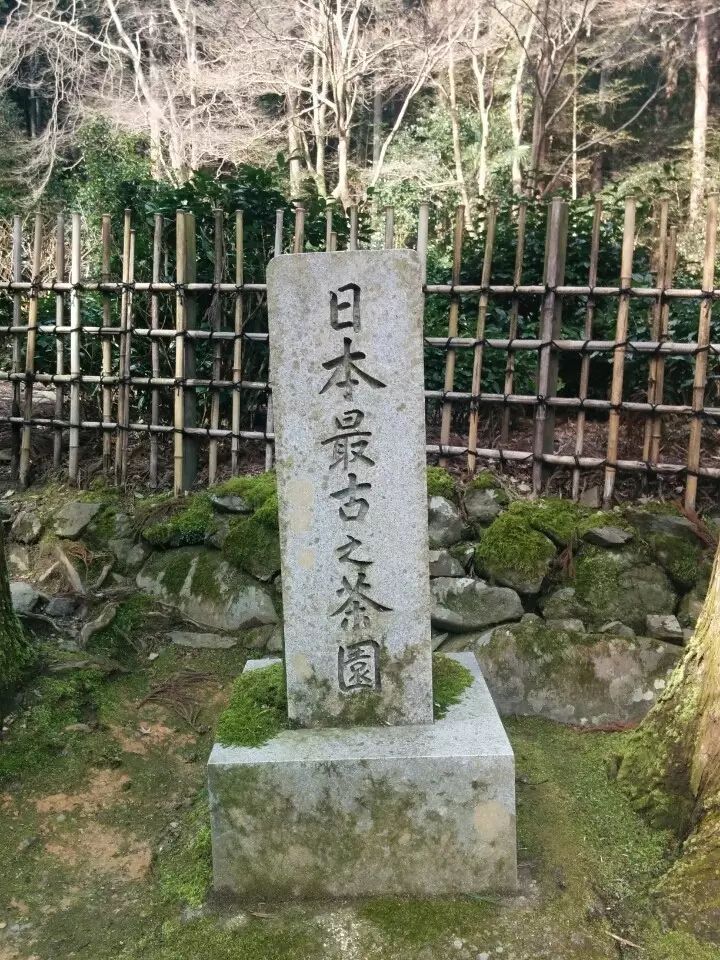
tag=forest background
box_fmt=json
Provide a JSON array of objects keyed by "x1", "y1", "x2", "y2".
[{"x1": 0, "y1": 0, "x2": 717, "y2": 411}]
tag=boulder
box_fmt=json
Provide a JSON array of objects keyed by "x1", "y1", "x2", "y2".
[
  {"x1": 544, "y1": 549, "x2": 677, "y2": 632},
  {"x1": 168, "y1": 631, "x2": 237, "y2": 649},
  {"x1": 45, "y1": 596, "x2": 79, "y2": 618},
  {"x1": 645, "y1": 614, "x2": 684, "y2": 643},
  {"x1": 10, "y1": 581, "x2": 44, "y2": 614},
  {"x1": 427, "y1": 496, "x2": 467, "y2": 549},
  {"x1": 476, "y1": 620, "x2": 682, "y2": 725},
  {"x1": 136, "y1": 547, "x2": 277, "y2": 632},
  {"x1": 434, "y1": 628, "x2": 496, "y2": 652},
  {"x1": 210, "y1": 494, "x2": 252, "y2": 515},
  {"x1": 545, "y1": 617, "x2": 586, "y2": 633},
  {"x1": 678, "y1": 582, "x2": 707, "y2": 628},
  {"x1": 463, "y1": 487, "x2": 506, "y2": 525},
  {"x1": 428, "y1": 548, "x2": 465, "y2": 578},
  {"x1": 430, "y1": 576, "x2": 523, "y2": 633},
  {"x1": 582, "y1": 525, "x2": 633, "y2": 548},
  {"x1": 7, "y1": 544, "x2": 31, "y2": 577},
  {"x1": 108, "y1": 538, "x2": 149, "y2": 574},
  {"x1": 449, "y1": 542, "x2": 475, "y2": 571},
  {"x1": 599, "y1": 620, "x2": 636, "y2": 639},
  {"x1": 10, "y1": 509, "x2": 42, "y2": 545},
  {"x1": 54, "y1": 501, "x2": 102, "y2": 539}
]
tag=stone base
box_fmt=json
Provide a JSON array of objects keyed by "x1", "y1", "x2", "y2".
[{"x1": 207, "y1": 653, "x2": 517, "y2": 900}]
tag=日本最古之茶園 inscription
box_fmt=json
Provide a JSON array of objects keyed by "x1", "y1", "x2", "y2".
[{"x1": 267, "y1": 251, "x2": 434, "y2": 727}]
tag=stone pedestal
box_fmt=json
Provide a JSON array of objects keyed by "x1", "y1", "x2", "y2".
[{"x1": 208, "y1": 654, "x2": 517, "y2": 900}]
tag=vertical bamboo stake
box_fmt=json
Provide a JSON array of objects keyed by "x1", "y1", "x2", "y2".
[
  {"x1": 571, "y1": 198, "x2": 602, "y2": 500},
  {"x1": 53, "y1": 214, "x2": 65, "y2": 469},
  {"x1": 173, "y1": 210, "x2": 187, "y2": 496},
  {"x1": 230, "y1": 210, "x2": 244, "y2": 476},
  {"x1": 10, "y1": 216, "x2": 22, "y2": 478},
  {"x1": 149, "y1": 214, "x2": 162, "y2": 487},
  {"x1": 685, "y1": 194, "x2": 718, "y2": 510},
  {"x1": 349, "y1": 206, "x2": 358, "y2": 250},
  {"x1": 208, "y1": 208, "x2": 224, "y2": 485},
  {"x1": 68, "y1": 213, "x2": 81, "y2": 482},
  {"x1": 119, "y1": 229, "x2": 136, "y2": 486},
  {"x1": 384, "y1": 206, "x2": 395, "y2": 249},
  {"x1": 100, "y1": 214, "x2": 113, "y2": 472},
  {"x1": 602, "y1": 196, "x2": 637, "y2": 506},
  {"x1": 649, "y1": 227, "x2": 677, "y2": 464},
  {"x1": 439, "y1": 206, "x2": 465, "y2": 466},
  {"x1": 532, "y1": 198, "x2": 569, "y2": 493},
  {"x1": 325, "y1": 202, "x2": 334, "y2": 251},
  {"x1": 416, "y1": 202, "x2": 430, "y2": 287},
  {"x1": 643, "y1": 198, "x2": 670, "y2": 463},
  {"x1": 19, "y1": 213, "x2": 42, "y2": 488},
  {"x1": 330, "y1": 231, "x2": 338, "y2": 252},
  {"x1": 182, "y1": 212, "x2": 198, "y2": 490},
  {"x1": 501, "y1": 201, "x2": 527, "y2": 445},
  {"x1": 293, "y1": 203, "x2": 305, "y2": 254},
  {"x1": 114, "y1": 209, "x2": 132, "y2": 481},
  {"x1": 467, "y1": 204, "x2": 497, "y2": 473}
]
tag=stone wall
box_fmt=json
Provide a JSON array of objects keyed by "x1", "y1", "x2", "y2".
[{"x1": 6, "y1": 468, "x2": 713, "y2": 726}]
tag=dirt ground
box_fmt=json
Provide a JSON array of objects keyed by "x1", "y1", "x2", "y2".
[{"x1": 1, "y1": 622, "x2": 718, "y2": 960}]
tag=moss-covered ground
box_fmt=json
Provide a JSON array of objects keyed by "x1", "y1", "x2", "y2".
[{"x1": 1, "y1": 632, "x2": 718, "y2": 960}]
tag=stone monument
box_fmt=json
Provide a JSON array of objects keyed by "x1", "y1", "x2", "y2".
[{"x1": 208, "y1": 250, "x2": 517, "y2": 899}]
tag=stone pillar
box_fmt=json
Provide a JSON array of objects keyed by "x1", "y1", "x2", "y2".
[{"x1": 266, "y1": 251, "x2": 433, "y2": 727}]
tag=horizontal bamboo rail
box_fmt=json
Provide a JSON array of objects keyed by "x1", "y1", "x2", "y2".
[{"x1": 0, "y1": 199, "x2": 718, "y2": 506}]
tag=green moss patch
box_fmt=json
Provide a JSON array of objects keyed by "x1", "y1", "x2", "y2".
[
  {"x1": 426, "y1": 466, "x2": 457, "y2": 500},
  {"x1": 641, "y1": 532, "x2": 706, "y2": 590},
  {"x1": 432, "y1": 653, "x2": 473, "y2": 718},
  {"x1": 90, "y1": 594, "x2": 155, "y2": 659},
  {"x1": 466, "y1": 469, "x2": 501, "y2": 492},
  {"x1": 142, "y1": 494, "x2": 216, "y2": 549},
  {"x1": 222, "y1": 502, "x2": 280, "y2": 581},
  {"x1": 474, "y1": 501, "x2": 558, "y2": 589},
  {"x1": 158, "y1": 795, "x2": 212, "y2": 907},
  {"x1": 212, "y1": 471, "x2": 277, "y2": 511}
]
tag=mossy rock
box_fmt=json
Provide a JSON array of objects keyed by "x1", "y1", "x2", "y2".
[
  {"x1": 426, "y1": 466, "x2": 457, "y2": 500},
  {"x1": 545, "y1": 547, "x2": 678, "y2": 632},
  {"x1": 474, "y1": 501, "x2": 558, "y2": 594},
  {"x1": 476, "y1": 618, "x2": 681, "y2": 726},
  {"x1": 222, "y1": 510, "x2": 281, "y2": 581},
  {"x1": 640, "y1": 532, "x2": 709, "y2": 591},
  {"x1": 212, "y1": 472, "x2": 277, "y2": 511},
  {"x1": 142, "y1": 494, "x2": 217, "y2": 550},
  {"x1": 136, "y1": 546, "x2": 277, "y2": 632},
  {"x1": 465, "y1": 469, "x2": 501, "y2": 492}
]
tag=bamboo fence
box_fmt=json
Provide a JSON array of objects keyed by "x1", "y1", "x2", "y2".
[{"x1": 0, "y1": 197, "x2": 719, "y2": 509}]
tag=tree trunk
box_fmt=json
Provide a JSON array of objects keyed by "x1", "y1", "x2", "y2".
[
  {"x1": 372, "y1": 85, "x2": 382, "y2": 174},
  {"x1": 286, "y1": 91, "x2": 304, "y2": 199},
  {"x1": 334, "y1": 132, "x2": 351, "y2": 208},
  {"x1": 0, "y1": 522, "x2": 32, "y2": 721},
  {"x1": 509, "y1": 6, "x2": 536, "y2": 197},
  {"x1": 447, "y1": 35, "x2": 472, "y2": 229},
  {"x1": 689, "y1": 4, "x2": 710, "y2": 224},
  {"x1": 615, "y1": 540, "x2": 720, "y2": 935}
]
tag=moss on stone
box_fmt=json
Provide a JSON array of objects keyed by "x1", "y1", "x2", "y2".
[
  {"x1": 142, "y1": 494, "x2": 215, "y2": 549},
  {"x1": 216, "y1": 661, "x2": 289, "y2": 748},
  {"x1": 474, "y1": 501, "x2": 557, "y2": 587},
  {"x1": 217, "y1": 654, "x2": 475, "y2": 747},
  {"x1": 641, "y1": 532, "x2": 705, "y2": 590},
  {"x1": 466, "y1": 469, "x2": 500, "y2": 492},
  {"x1": 159, "y1": 549, "x2": 195, "y2": 596},
  {"x1": 644, "y1": 930, "x2": 720, "y2": 960},
  {"x1": 222, "y1": 507, "x2": 280, "y2": 581},
  {"x1": 212, "y1": 471, "x2": 277, "y2": 511},
  {"x1": 426, "y1": 466, "x2": 457, "y2": 500}
]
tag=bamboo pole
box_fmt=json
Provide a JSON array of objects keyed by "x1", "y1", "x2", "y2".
[
  {"x1": 114, "y1": 209, "x2": 132, "y2": 481},
  {"x1": 230, "y1": 210, "x2": 244, "y2": 476},
  {"x1": 208, "y1": 208, "x2": 224, "y2": 485},
  {"x1": 439, "y1": 206, "x2": 465, "y2": 466},
  {"x1": 10, "y1": 216, "x2": 22, "y2": 478},
  {"x1": 467, "y1": 203, "x2": 497, "y2": 473},
  {"x1": 293, "y1": 203, "x2": 305, "y2": 254},
  {"x1": 53, "y1": 214, "x2": 65, "y2": 469},
  {"x1": 330, "y1": 231, "x2": 338, "y2": 252},
  {"x1": 416, "y1": 202, "x2": 429, "y2": 286},
  {"x1": 685, "y1": 194, "x2": 718, "y2": 510},
  {"x1": 349, "y1": 206, "x2": 358, "y2": 250},
  {"x1": 174, "y1": 211, "x2": 187, "y2": 495},
  {"x1": 603, "y1": 196, "x2": 637, "y2": 506},
  {"x1": 500, "y1": 201, "x2": 527, "y2": 444},
  {"x1": 19, "y1": 213, "x2": 42, "y2": 488},
  {"x1": 68, "y1": 213, "x2": 81, "y2": 482},
  {"x1": 532, "y1": 198, "x2": 569, "y2": 493},
  {"x1": 643, "y1": 198, "x2": 670, "y2": 464},
  {"x1": 325, "y1": 202, "x2": 334, "y2": 251},
  {"x1": 100, "y1": 214, "x2": 112, "y2": 472},
  {"x1": 119, "y1": 229, "x2": 136, "y2": 486},
  {"x1": 648, "y1": 227, "x2": 677, "y2": 464},
  {"x1": 149, "y1": 214, "x2": 162, "y2": 487},
  {"x1": 182, "y1": 213, "x2": 198, "y2": 490},
  {"x1": 384, "y1": 206, "x2": 395, "y2": 249},
  {"x1": 571, "y1": 198, "x2": 602, "y2": 500}
]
